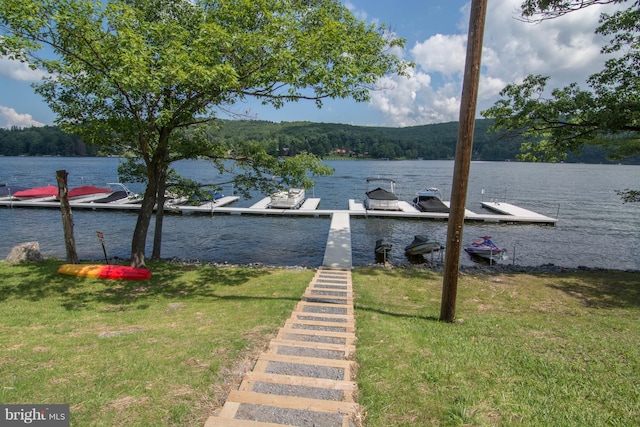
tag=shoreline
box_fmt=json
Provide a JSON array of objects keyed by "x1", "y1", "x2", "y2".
[{"x1": 159, "y1": 257, "x2": 640, "y2": 275}]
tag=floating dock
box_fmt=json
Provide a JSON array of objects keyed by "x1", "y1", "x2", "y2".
[
  {"x1": 0, "y1": 196, "x2": 557, "y2": 225},
  {"x1": 346, "y1": 200, "x2": 557, "y2": 225}
]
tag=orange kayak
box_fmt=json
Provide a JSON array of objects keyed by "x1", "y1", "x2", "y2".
[{"x1": 58, "y1": 264, "x2": 151, "y2": 280}]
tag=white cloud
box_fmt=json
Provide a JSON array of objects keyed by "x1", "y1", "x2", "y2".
[
  {"x1": 343, "y1": 1, "x2": 368, "y2": 23},
  {"x1": 411, "y1": 34, "x2": 466, "y2": 76},
  {"x1": 0, "y1": 106, "x2": 45, "y2": 129},
  {"x1": 0, "y1": 57, "x2": 49, "y2": 82},
  {"x1": 370, "y1": 0, "x2": 624, "y2": 127}
]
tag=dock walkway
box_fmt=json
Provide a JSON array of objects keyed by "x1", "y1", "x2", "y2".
[{"x1": 0, "y1": 195, "x2": 557, "y2": 225}]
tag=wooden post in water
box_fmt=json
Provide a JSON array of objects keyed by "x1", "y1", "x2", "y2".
[
  {"x1": 56, "y1": 170, "x2": 79, "y2": 264},
  {"x1": 440, "y1": 0, "x2": 487, "y2": 322}
]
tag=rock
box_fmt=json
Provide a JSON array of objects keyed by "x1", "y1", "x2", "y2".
[{"x1": 5, "y1": 242, "x2": 44, "y2": 265}]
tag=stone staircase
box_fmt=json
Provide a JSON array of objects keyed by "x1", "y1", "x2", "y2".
[{"x1": 204, "y1": 268, "x2": 359, "y2": 427}]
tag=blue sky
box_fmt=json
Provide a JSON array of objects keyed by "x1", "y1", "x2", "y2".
[{"x1": 0, "y1": 0, "x2": 625, "y2": 129}]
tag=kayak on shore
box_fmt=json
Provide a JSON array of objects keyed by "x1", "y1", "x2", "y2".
[{"x1": 58, "y1": 264, "x2": 151, "y2": 280}]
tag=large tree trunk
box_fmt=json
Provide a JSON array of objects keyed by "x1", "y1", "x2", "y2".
[
  {"x1": 151, "y1": 164, "x2": 168, "y2": 260},
  {"x1": 130, "y1": 178, "x2": 157, "y2": 268},
  {"x1": 56, "y1": 170, "x2": 78, "y2": 263},
  {"x1": 130, "y1": 130, "x2": 170, "y2": 268}
]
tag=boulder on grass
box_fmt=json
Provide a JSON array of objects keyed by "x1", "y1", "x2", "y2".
[{"x1": 5, "y1": 242, "x2": 44, "y2": 265}]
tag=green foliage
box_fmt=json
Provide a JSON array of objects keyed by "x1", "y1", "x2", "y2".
[
  {"x1": 2, "y1": 120, "x2": 634, "y2": 163},
  {"x1": 483, "y1": 2, "x2": 640, "y2": 164},
  {"x1": 0, "y1": 126, "x2": 96, "y2": 156},
  {"x1": 519, "y1": 1, "x2": 629, "y2": 20},
  {"x1": 616, "y1": 188, "x2": 640, "y2": 202},
  {"x1": 0, "y1": 0, "x2": 410, "y2": 265}
]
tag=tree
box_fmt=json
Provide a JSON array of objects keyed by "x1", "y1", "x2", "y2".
[
  {"x1": 0, "y1": 0, "x2": 410, "y2": 267},
  {"x1": 482, "y1": 0, "x2": 640, "y2": 174},
  {"x1": 519, "y1": 0, "x2": 629, "y2": 20}
]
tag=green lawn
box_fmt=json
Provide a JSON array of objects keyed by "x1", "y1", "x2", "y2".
[
  {"x1": 353, "y1": 267, "x2": 640, "y2": 426},
  {"x1": 0, "y1": 260, "x2": 312, "y2": 426},
  {"x1": 1, "y1": 261, "x2": 638, "y2": 426}
]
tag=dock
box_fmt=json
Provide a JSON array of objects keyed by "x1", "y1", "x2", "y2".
[
  {"x1": 0, "y1": 196, "x2": 558, "y2": 225},
  {"x1": 479, "y1": 201, "x2": 556, "y2": 223},
  {"x1": 346, "y1": 200, "x2": 557, "y2": 225},
  {"x1": 322, "y1": 212, "x2": 352, "y2": 269}
]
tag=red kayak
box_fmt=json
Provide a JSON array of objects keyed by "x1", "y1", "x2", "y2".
[{"x1": 58, "y1": 264, "x2": 151, "y2": 280}]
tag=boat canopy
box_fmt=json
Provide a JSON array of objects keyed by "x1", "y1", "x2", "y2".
[
  {"x1": 67, "y1": 186, "x2": 112, "y2": 198},
  {"x1": 366, "y1": 188, "x2": 398, "y2": 200},
  {"x1": 415, "y1": 197, "x2": 449, "y2": 213},
  {"x1": 13, "y1": 185, "x2": 58, "y2": 198}
]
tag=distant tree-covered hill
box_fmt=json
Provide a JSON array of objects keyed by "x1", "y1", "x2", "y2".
[
  {"x1": 1, "y1": 120, "x2": 635, "y2": 164},
  {"x1": 0, "y1": 126, "x2": 97, "y2": 156},
  {"x1": 210, "y1": 119, "x2": 522, "y2": 161}
]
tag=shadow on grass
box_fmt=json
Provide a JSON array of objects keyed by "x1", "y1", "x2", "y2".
[
  {"x1": 353, "y1": 302, "x2": 441, "y2": 322},
  {"x1": 545, "y1": 272, "x2": 640, "y2": 309},
  {"x1": 353, "y1": 266, "x2": 442, "y2": 322},
  {"x1": 0, "y1": 259, "x2": 303, "y2": 311}
]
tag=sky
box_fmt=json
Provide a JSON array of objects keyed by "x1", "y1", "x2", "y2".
[{"x1": 0, "y1": 0, "x2": 626, "y2": 129}]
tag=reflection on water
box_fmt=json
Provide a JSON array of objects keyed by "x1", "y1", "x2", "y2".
[{"x1": 1, "y1": 157, "x2": 639, "y2": 270}]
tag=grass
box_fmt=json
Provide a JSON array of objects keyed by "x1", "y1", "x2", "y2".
[
  {"x1": 0, "y1": 259, "x2": 312, "y2": 426},
  {"x1": 352, "y1": 267, "x2": 640, "y2": 426},
  {"x1": 1, "y1": 261, "x2": 639, "y2": 426}
]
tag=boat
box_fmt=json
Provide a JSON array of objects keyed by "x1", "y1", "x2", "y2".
[
  {"x1": 0, "y1": 184, "x2": 29, "y2": 199},
  {"x1": 375, "y1": 238, "x2": 392, "y2": 255},
  {"x1": 57, "y1": 264, "x2": 151, "y2": 280},
  {"x1": 269, "y1": 188, "x2": 305, "y2": 209},
  {"x1": 374, "y1": 238, "x2": 392, "y2": 263},
  {"x1": 412, "y1": 187, "x2": 449, "y2": 213},
  {"x1": 464, "y1": 236, "x2": 506, "y2": 260},
  {"x1": 91, "y1": 183, "x2": 143, "y2": 204},
  {"x1": 12, "y1": 185, "x2": 59, "y2": 200},
  {"x1": 64, "y1": 185, "x2": 113, "y2": 202},
  {"x1": 404, "y1": 235, "x2": 443, "y2": 256},
  {"x1": 364, "y1": 178, "x2": 400, "y2": 211}
]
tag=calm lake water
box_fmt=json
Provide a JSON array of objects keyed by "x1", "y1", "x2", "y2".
[{"x1": 1, "y1": 156, "x2": 639, "y2": 270}]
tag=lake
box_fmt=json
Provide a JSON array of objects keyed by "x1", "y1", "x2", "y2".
[{"x1": 1, "y1": 157, "x2": 639, "y2": 270}]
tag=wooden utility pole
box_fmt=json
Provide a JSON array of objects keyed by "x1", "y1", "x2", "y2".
[
  {"x1": 440, "y1": 0, "x2": 487, "y2": 322},
  {"x1": 56, "y1": 170, "x2": 79, "y2": 264}
]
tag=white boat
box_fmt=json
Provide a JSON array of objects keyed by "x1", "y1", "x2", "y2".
[
  {"x1": 404, "y1": 235, "x2": 443, "y2": 256},
  {"x1": 270, "y1": 188, "x2": 305, "y2": 209},
  {"x1": 11, "y1": 185, "x2": 59, "y2": 201},
  {"x1": 0, "y1": 184, "x2": 29, "y2": 200},
  {"x1": 412, "y1": 187, "x2": 449, "y2": 213},
  {"x1": 90, "y1": 183, "x2": 143, "y2": 204},
  {"x1": 65, "y1": 185, "x2": 114, "y2": 202},
  {"x1": 464, "y1": 236, "x2": 506, "y2": 260},
  {"x1": 364, "y1": 178, "x2": 400, "y2": 211}
]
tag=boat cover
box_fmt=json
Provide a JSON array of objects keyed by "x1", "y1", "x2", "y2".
[
  {"x1": 67, "y1": 185, "x2": 112, "y2": 198},
  {"x1": 91, "y1": 191, "x2": 128, "y2": 203},
  {"x1": 0, "y1": 185, "x2": 28, "y2": 196},
  {"x1": 404, "y1": 235, "x2": 442, "y2": 255},
  {"x1": 415, "y1": 197, "x2": 449, "y2": 213},
  {"x1": 13, "y1": 185, "x2": 59, "y2": 198},
  {"x1": 366, "y1": 187, "x2": 398, "y2": 200}
]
